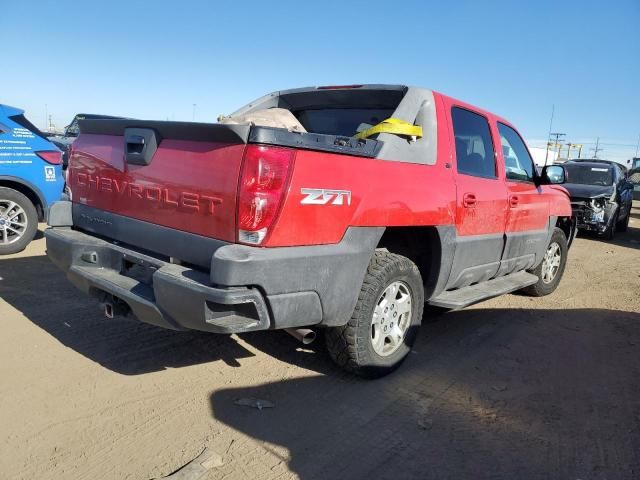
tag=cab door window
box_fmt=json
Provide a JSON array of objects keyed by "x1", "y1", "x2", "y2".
[
  {"x1": 451, "y1": 107, "x2": 497, "y2": 179},
  {"x1": 498, "y1": 123, "x2": 535, "y2": 182}
]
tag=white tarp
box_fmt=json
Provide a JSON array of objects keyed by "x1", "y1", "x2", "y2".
[{"x1": 220, "y1": 108, "x2": 306, "y2": 133}]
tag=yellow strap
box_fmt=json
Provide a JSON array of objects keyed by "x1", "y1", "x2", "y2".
[{"x1": 354, "y1": 117, "x2": 423, "y2": 140}]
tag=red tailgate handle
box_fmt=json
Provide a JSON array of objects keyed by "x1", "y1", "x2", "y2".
[
  {"x1": 509, "y1": 195, "x2": 519, "y2": 208},
  {"x1": 463, "y1": 193, "x2": 477, "y2": 207}
]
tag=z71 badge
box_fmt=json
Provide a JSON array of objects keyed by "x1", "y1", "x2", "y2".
[{"x1": 300, "y1": 188, "x2": 352, "y2": 206}]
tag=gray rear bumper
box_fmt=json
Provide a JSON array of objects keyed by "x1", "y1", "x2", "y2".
[
  {"x1": 45, "y1": 210, "x2": 382, "y2": 333},
  {"x1": 45, "y1": 228, "x2": 273, "y2": 333}
]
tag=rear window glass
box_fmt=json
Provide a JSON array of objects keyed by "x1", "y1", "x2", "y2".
[
  {"x1": 565, "y1": 165, "x2": 613, "y2": 186},
  {"x1": 9, "y1": 114, "x2": 47, "y2": 140},
  {"x1": 295, "y1": 108, "x2": 394, "y2": 136}
]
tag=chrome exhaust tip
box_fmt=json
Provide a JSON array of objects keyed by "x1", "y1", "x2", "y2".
[{"x1": 284, "y1": 328, "x2": 317, "y2": 345}]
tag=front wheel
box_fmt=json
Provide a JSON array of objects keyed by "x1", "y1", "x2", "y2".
[
  {"x1": 616, "y1": 208, "x2": 630, "y2": 232},
  {"x1": 325, "y1": 251, "x2": 424, "y2": 378},
  {"x1": 521, "y1": 227, "x2": 568, "y2": 297},
  {"x1": 601, "y1": 209, "x2": 618, "y2": 240},
  {"x1": 0, "y1": 187, "x2": 38, "y2": 255}
]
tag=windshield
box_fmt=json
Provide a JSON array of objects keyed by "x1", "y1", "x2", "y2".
[{"x1": 565, "y1": 164, "x2": 613, "y2": 186}]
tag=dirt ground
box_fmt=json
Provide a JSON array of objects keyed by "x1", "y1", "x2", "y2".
[{"x1": 1, "y1": 204, "x2": 639, "y2": 480}]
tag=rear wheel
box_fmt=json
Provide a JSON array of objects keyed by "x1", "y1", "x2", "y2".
[
  {"x1": 0, "y1": 187, "x2": 38, "y2": 255},
  {"x1": 522, "y1": 227, "x2": 568, "y2": 297},
  {"x1": 325, "y1": 251, "x2": 424, "y2": 378}
]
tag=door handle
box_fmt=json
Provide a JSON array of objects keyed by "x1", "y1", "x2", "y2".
[
  {"x1": 509, "y1": 195, "x2": 519, "y2": 208},
  {"x1": 463, "y1": 193, "x2": 477, "y2": 207}
]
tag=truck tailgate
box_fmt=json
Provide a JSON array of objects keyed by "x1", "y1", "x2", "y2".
[{"x1": 68, "y1": 121, "x2": 250, "y2": 244}]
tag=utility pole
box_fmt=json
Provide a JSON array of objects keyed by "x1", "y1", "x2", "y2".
[
  {"x1": 591, "y1": 137, "x2": 603, "y2": 159},
  {"x1": 192, "y1": 104, "x2": 197, "y2": 121},
  {"x1": 548, "y1": 132, "x2": 566, "y2": 163},
  {"x1": 544, "y1": 104, "x2": 555, "y2": 166},
  {"x1": 635, "y1": 133, "x2": 639, "y2": 157},
  {"x1": 565, "y1": 143, "x2": 583, "y2": 161},
  {"x1": 45, "y1": 104, "x2": 48, "y2": 131}
]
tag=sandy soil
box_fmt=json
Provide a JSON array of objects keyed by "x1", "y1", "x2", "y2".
[{"x1": 1, "y1": 203, "x2": 639, "y2": 480}]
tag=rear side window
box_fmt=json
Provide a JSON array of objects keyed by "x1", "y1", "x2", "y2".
[
  {"x1": 498, "y1": 123, "x2": 535, "y2": 182},
  {"x1": 452, "y1": 107, "x2": 496, "y2": 178},
  {"x1": 65, "y1": 118, "x2": 80, "y2": 137}
]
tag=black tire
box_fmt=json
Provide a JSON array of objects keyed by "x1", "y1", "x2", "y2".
[
  {"x1": 617, "y1": 208, "x2": 630, "y2": 232},
  {"x1": 522, "y1": 227, "x2": 568, "y2": 297},
  {"x1": 325, "y1": 251, "x2": 424, "y2": 378},
  {"x1": 0, "y1": 187, "x2": 38, "y2": 255}
]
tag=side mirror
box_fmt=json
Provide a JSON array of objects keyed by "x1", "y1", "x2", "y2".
[{"x1": 540, "y1": 165, "x2": 566, "y2": 184}]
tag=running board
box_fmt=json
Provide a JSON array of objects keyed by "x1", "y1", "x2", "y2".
[{"x1": 428, "y1": 271, "x2": 539, "y2": 309}]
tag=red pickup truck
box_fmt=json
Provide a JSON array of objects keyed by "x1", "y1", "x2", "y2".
[{"x1": 45, "y1": 85, "x2": 574, "y2": 377}]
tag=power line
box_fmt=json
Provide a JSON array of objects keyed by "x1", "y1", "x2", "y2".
[{"x1": 574, "y1": 142, "x2": 639, "y2": 147}]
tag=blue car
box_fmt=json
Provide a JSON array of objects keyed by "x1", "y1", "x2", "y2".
[{"x1": 0, "y1": 104, "x2": 65, "y2": 254}]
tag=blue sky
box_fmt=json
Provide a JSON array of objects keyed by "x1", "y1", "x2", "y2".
[{"x1": 2, "y1": 0, "x2": 638, "y2": 162}]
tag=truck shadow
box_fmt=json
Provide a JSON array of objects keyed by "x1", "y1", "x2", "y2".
[
  {"x1": 0, "y1": 254, "x2": 259, "y2": 375},
  {"x1": 0, "y1": 254, "x2": 358, "y2": 376},
  {"x1": 210, "y1": 308, "x2": 640, "y2": 480}
]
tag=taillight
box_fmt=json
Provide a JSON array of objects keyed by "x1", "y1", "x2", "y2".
[
  {"x1": 237, "y1": 145, "x2": 295, "y2": 245},
  {"x1": 36, "y1": 150, "x2": 63, "y2": 165}
]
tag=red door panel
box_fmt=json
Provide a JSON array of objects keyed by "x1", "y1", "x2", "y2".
[
  {"x1": 496, "y1": 121, "x2": 551, "y2": 274},
  {"x1": 444, "y1": 102, "x2": 509, "y2": 289}
]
